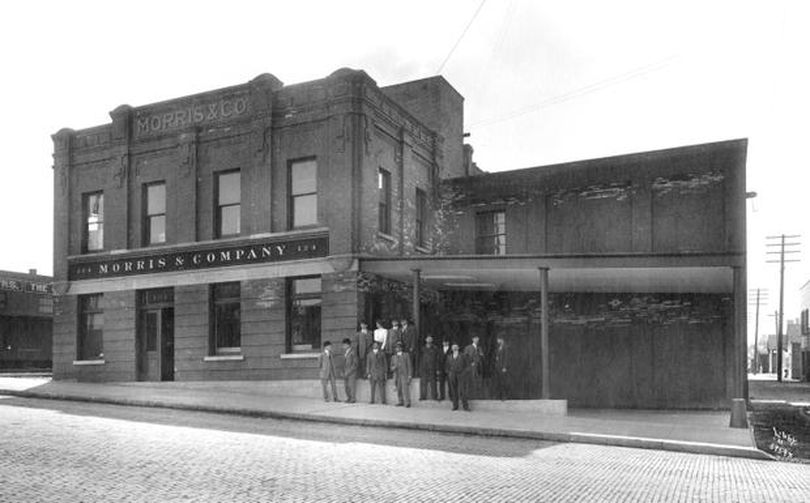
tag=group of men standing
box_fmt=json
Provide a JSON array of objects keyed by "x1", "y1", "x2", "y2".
[{"x1": 317, "y1": 320, "x2": 509, "y2": 412}]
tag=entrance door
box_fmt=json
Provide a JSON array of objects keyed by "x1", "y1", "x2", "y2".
[{"x1": 136, "y1": 288, "x2": 174, "y2": 381}]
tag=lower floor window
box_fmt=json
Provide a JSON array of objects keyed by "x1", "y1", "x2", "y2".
[
  {"x1": 211, "y1": 282, "x2": 240, "y2": 354},
  {"x1": 288, "y1": 276, "x2": 321, "y2": 352},
  {"x1": 78, "y1": 294, "x2": 104, "y2": 360}
]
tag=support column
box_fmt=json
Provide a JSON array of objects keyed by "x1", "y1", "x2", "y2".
[
  {"x1": 539, "y1": 267, "x2": 550, "y2": 399},
  {"x1": 412, "y1": 269, "x2": 421, "y2": 341},
  {"x1": 732, "y1": 266, "x2": 747, "y2": 400}
]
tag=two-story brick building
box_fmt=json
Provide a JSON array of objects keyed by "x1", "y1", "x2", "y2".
[{"x1": 52, "y1": 68, "x2": 747, "y2": 409}]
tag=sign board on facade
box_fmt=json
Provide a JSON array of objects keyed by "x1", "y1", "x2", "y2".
[
  {"x1": 68, "y1": 235, "x2": 329, "y2": 281},
  {"x1": 0, "y1": 278, "x2": 52, "y2": 294}
]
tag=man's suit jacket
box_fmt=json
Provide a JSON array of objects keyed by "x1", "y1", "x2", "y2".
[
  {"x1": 344, "y1": 349, "x2": 358, "y2": 378},
  {"x1": 318, "y1": 351, "x2": 336, "y2": 380},
  {"x1": 390, "y1": 352, "x2": 412, "y2": 381},
  {"x1": 366, "y1": 350, "x2": 388, "y2": 380},
  {"x1": 445, "y1": 351, "x2": 468, "y2": 376},
  {"x1": 419, "y1": 345, "x2": 441, "y2": 376},
  {"x1": 400, "y1": 325, "x2": 417, "y2": 353},
  {"x1": 495, "y1": 344, "x2": 508, "y2": 372},
  {"x1": 355, "y1": 330, "x2": 372, "y2": 358},
  {"x1": 464, "y1": 343, "x2": 483, "y2": 376}
]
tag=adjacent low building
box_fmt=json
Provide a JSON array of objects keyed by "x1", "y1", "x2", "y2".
[
  {"x1": 0, "y1": 269, "x2": 53, "y2": 370},
  {"x1": 51, "y1": 68, "x2": 748, "y2": 408}
]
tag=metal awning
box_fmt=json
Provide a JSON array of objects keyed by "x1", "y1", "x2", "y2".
[{"x1": 360, "y1": 254, "x2": 740, "y2": 293}]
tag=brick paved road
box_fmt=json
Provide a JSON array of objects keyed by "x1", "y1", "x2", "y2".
[{"x1": 0, "y1": 397, "x2": 807, "y2": 502}]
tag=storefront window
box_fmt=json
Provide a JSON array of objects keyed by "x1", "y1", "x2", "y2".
[
  {"x1": 211, "y1": 282, "x2": 240, "y2": 354},
  {"x1": 78, "y1": 294, "x2": 104, "y2": 360},
  {"x1": 288, "y1": 277, "x2": 321, "y2": 352}
]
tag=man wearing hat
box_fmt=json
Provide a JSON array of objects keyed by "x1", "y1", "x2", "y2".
[
  {"x1": 389, "y1": 341, "x2": 412, "y2": 407},
  {"x1": 419, "y1": 335, "x2": 441, "y2": 401}
]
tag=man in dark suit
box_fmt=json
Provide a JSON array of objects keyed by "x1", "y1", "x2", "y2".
[
  {"x1": 493, "y1": 335, "x2": 508, "y2": 401},
  {"x1": 437, "y1": 339, "x2": 451, "y2": 401},
  {"x1": 445, "y1": 342, "x2": 470, "y2": 411},
  {"x1": 390, "y1": 342, "x2": 412, "y2": 407},
  {"x1": 318, "y1": 341, "x2": 339, "y2": 402},
  {"x1": 464, "y1": 335, "x2": 484, "y2": 398},
  {"x1": 419, "y1": 336, "x2": 441, "y2": 401},
  {"x1": 354, "y1": 321, "x2": 372, "y2": 379},
  {"x1": 400, "y1": 318, "x2": 417, "y2": 367},
  {"x1": 366, "y1": 341, "x2": 387, "y2": 404},
  {"x1": 342, "y1": 338, "x2": 358, "y2": 403}
]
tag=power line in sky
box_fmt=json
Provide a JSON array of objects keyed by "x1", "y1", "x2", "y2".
[
  {"x1": 470, "y1": 55, "x2": 678, "y2": 129},
  {"x1": 436, "y1": 0, "x2": 487, "y2": 74}
]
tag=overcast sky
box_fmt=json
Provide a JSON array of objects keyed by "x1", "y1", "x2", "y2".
[{"x1": 1, "y1": 0, "x2": 807, "y2": 343}]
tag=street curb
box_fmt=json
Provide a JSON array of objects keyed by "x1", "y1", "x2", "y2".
[{"x1": 0, "y1": 389, "x2": 773, "y2": 461}]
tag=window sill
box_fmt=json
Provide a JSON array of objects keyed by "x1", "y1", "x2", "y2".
[
  {"x1": 203, "y1": 355, "x2": 245, "y2": 362},
  {"x1": 73, "y1": 359, "x2": 106, "y2": 366},
  {"x1": 280, "y1": 353, "x2": 320, "y2": 360},
  {"x1": 377, "y1": 232, "x2": 396, "y2": 243}
]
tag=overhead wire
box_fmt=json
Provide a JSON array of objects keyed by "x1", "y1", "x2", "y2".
[
  {"x1": 436, "y1": 0, "x2": 488, "y2": 74},
  {"x1": 470, "y1": 55, "x2": 678, "y2": 128}
]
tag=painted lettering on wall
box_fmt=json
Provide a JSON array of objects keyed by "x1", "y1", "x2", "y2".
[
  {"x1": 135, "y1": 97, "x2": 249, "y2": 136},
  {"x1": 68, "y1": 235, "x2": 329, "y2": 281},
  {"x1": 0, "y1": 279, "x2": 52, "y2": 294}
]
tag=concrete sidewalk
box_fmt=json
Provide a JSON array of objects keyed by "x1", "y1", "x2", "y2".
[{"x1": 0, "y1": 377, "x2": 769, "y2": 460}]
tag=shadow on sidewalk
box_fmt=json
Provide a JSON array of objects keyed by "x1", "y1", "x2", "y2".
[{"x1": 0, "y1": 395, "x2": 558, "y2": 459}]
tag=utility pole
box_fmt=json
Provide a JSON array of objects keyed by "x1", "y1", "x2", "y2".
[
  {"x1": 748, "y1": 288, "x2": 769, "y2": 374},
  {"x1": 766, "y1": 234, "x2": 801, "y2": 382}
]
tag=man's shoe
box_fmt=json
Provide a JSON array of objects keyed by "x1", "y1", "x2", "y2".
[
  {"x1": 395, "y1": 403, "x2": 404, "y2": 407},
  {"x1": 452, "y1": 406, "x2": 458, "y2": 411},
  {"x1": 463, "y1": 406, "x2": 471, "y2": 411},
  {"x1": 405, "y1": 403, "x2": 411, "y2": 408}
]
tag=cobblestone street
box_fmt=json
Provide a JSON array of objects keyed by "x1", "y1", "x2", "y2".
[{"x1": 0, "y1": 397, "x2": 807, "y2": 502}]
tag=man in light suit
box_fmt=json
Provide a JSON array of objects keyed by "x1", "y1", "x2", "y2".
[
  {"x1": 366, "y1": 341, "x2": 387, "y2": 405},
  {"x1": 400, "y1": 318, "x2": 417, "y2": 367},
  {"x1": 318, "y1": 341, "x2": 339, "y2": 402},
  {"x1": 390, "y1": 342, "x2": 412, "y2": 407},
  {"x1": 464, "y1": 335, "x2": 484, "y2": 398},
  {"x1": 342, "y1": 338, "x2": 358, "y2": 403}
]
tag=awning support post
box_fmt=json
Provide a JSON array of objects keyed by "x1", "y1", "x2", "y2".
[{"x1": 539, "y1": 267, "x2": 550, "y2": 399}]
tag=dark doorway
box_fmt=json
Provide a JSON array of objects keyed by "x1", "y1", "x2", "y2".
[{"x1": 137, "y1": 289, "x2": 174, "y2": 381}]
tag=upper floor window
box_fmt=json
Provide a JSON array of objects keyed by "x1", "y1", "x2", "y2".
[
  {"x1": 216, "y1": 171, "x2": 241, "y2": 238},
  {"x1": 287, "y1": 276, "x2": 322, "y2": 352},
  {"x1": 802, "y1": 309, "x2": 809, "y2": 335},
  {"x1": 211, "y1": 282, "x2": 240, "y2": 354},
  {"x1": 290, "y1": 159, "x2": 318, "y2": 228},
  {"x1": 143, "y1": 182, "x2": 166, "y2": 246},
  {"x1": 378, "y1": 168, "x2": 392, "y2": 235},
  {"x1": 82, "y1": 192, "x2": 104, "y2": 252},
  {"x1": 416, "y1": 188, "x2": 427, "y2": 248},
  {"x1": 476, "y1": 210, "x2": 506, "y2": 255},
  {"x1": 78, "y1": 294, "x2": 104, "y2": 360}
]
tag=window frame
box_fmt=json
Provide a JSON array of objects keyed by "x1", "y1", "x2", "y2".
[
  {"x1": 475, "y1": 210, "x2": 507, "y2": 255},
  {"x1": 142, "y1": 181, "x2": 167, "y2": 246},
  {"x1": 215, "y1": 170, "x2": 241, "y2": 239},
  {"x1": 210, "y1": 282, "x2": 241, "y2": 355},
  {"x1": 415, "y1": 188, "x2": 428, "y2": 248},
  {"x1": 82, "y1": 191, "x2": 104, "y2": 253},
  {"x1": 289, "y1": 158, "x2": 318, "y2": 229},
  {"x1": 286, "y1": 276, "x2": 322, "y2": 353},
  {"x1": 77, "y1": 294, "x2": 104, "y2": 361},
  {"x1": 378, "y1": 168, "x2": 392, "y2": 235}
]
